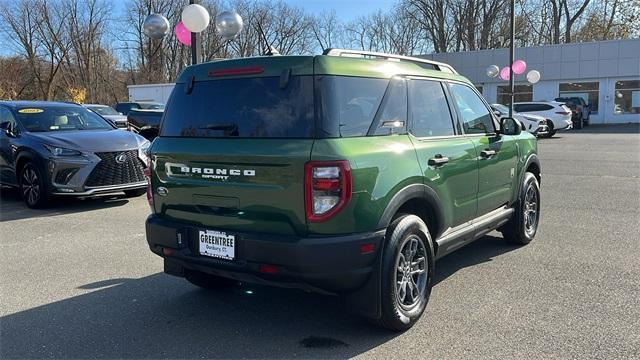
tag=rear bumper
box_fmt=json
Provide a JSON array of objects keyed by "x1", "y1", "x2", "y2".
[{"x1": 145, "y1": 215, "x2": 385, "y2": 294}]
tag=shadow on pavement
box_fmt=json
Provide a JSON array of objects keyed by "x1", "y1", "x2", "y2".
[
  {"x1": 0, "y1": 234, "x2": 519, "y2": 359},
  {"x1": 571, "y1": 123, "x2": 640, "y2": 134},
  {"x1": 0, "y1": 187, "x2": 130, "y2": 222}
]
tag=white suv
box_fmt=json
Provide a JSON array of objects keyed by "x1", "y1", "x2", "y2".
[
  {"x1": 491, "y1": 104, "x2": 548, "y2": 137},
  {"x1": 513, "y1": 101, "x2": 572, "y2": 137}
]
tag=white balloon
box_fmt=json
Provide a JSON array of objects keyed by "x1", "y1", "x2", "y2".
[
  {"x1": 526, "y1": 70, "x2": 541, "y2": 84},
  {"x1": 216, "y1": 11, "x2": 243, "y2": 40},
  {"x1": 486, "y1": 65, "x2": 500, "y2": 78},
  {"x1": 182, "y1": 4, "x2": 210, "y2": 33}
]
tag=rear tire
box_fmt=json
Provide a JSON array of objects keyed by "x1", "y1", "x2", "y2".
[
  {"x1": 501, "y1": 172, "x2": 540, "y2": 245},
  {"x1": 185, "y1": 269, "x2": 237, "y2": 289},
  {"x1": 19, "y1": 162, "x2": 51, "y2": 209},
  {"x1": 124, "y1": 188, "x2": 146, "y2": 198},
  {"x1": 372, "y1": 214, "x2": 435, "y2": 331}
]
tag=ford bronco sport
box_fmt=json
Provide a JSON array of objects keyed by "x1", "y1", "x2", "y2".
[{"x1": 145, "y1": 49, "x2": 541, "y2": 331}]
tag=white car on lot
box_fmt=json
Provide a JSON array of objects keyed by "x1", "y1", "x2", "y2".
[
  {"x1": 513, "y1": 101, "x2": 572, "y2": 137},
  {"x1": 490, "y1": 104, "x2": 548, "y2": 137}
]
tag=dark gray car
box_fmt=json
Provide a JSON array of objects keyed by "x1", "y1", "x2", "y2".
[{"x1": 0, "y1": 101, "x2": 150, "y2": 208}]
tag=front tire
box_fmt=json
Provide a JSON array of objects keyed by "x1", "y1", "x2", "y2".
[
  {"x1": 373, "y1": 215, "x2": 435, "y2": 331},
  {"x1": 501, "y1": 172, "x2": 540, "y2": 245},
  {"x1": 546, "y1": 121, "x2": 556, "y2": 137},
  {"x1": 19, "y1": 162, "x2": 51, "y2": 209}
]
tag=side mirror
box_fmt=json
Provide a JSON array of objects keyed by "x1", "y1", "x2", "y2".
[
  {"x1": 0, "y1": 122, "x2": 16, "y2": 137},
  {"x1": 499, "y1": 117, "x2": 521, "y2": 136}
]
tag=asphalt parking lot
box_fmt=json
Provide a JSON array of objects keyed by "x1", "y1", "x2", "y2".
[{"x1": 1, "y1": 124, "x2": 639, "y2": 359}]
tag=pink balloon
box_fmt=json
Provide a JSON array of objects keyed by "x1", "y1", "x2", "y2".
[
  {"x1": 499, "y1": 66, "x2": 510, "y2": 81},
  {"x1": 512, "y1": 59, "x2": 527, "y2": 75},
  {"x1": 175, "y1": 22, "x2": 191, "y2": 46}
]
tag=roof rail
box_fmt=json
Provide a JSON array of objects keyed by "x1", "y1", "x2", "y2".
[{"x1": 322, "y1": 48, "x2": 458, "y2": 74}]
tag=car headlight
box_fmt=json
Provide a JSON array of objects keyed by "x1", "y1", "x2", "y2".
[
  {"x1": 43, "y1": 144, "x2": 82, "y2": 157},
  {"x1": 139, "y1": 140, "x2": 151, "y2": 155}
]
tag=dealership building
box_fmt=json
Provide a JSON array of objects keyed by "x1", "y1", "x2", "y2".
[{"x1": 420, "y1": 39, "x2": 640, "y2": 124}]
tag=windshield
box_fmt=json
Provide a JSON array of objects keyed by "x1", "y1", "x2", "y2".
[
  {"x1": 140, "y1": 103, "x2": 165, "y2": 110},
  {"x1": 15, "y1": 106, "x2": 114, "y2": 132},
  {"x1": 87, "y1": 105, "x2": 119, "y2": 116}
]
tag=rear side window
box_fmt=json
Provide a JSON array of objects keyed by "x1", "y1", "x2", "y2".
[
  {"x1": 408, "y1": 79, "x2": 454, "y2": 137},
  {"x1": 370, "y1": 78, "x2": 407, "y2": 136},
  {"x1": 317, "y1": 76, "x2": 388, "y2": 137},
  {"x1": 161, "y1": 76, "x2": 314, "y2": 138}
]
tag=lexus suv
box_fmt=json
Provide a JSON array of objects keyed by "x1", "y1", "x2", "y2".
[
  {"x1": 0, "y1": 101, "x2": 150, "y2": 208},
  {"x1": 144, "y1": 50, "x2": 542, "y2": 331}
]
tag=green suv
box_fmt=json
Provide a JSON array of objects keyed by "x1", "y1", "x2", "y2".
[{"x1": 145, "y1": 49, "x2": 541, "y2": 331}]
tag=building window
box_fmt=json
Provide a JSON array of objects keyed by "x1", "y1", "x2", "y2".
[
  {"x1": 559, "y1": 82, "x2": 599, "y2": 114},
  {"x1": 497, "y1": 84, "x2": 533, "y2": 105},
  {"x1": 475, "y1": 85, "x2": 483, "y2": 95},
  {"x1": 614, "y1": 80, "x2": 640, "y2": 115}
]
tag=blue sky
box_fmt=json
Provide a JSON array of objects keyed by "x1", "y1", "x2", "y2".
[
  {"x1": 282, "y1": 0, "x2": 395, "y2": 21},
  {"x1": 0, "y1": 0, "x2": 396, "y2": 56}
]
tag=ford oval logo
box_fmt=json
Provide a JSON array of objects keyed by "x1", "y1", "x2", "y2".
[
  {"x1": 157, "y1": 187, "x2": 169, "y2": 196},
  {"x1": 115, "y1": 153, "x2": 127, "y2": 164}
]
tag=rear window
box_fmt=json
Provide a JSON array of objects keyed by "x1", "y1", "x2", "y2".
[{"x1": 161, "y1": 76, "x2": 314, "y2": 138}]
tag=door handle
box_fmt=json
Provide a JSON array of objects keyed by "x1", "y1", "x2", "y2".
[
  {"x1": 480, "y1": 149, "x2": 496, "y2": 158},
  {"x1": 428, "y1": 155, "x2": 449, "y2": 167}
]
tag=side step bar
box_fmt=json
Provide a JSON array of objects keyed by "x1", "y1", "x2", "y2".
[{"x1": 435, "y1": 206, "x2": 514, "y2": 260}]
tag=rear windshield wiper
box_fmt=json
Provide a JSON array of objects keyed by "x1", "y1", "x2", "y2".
[{"x1": 198, "y1": 123, "x2": 239, "y2": 136}]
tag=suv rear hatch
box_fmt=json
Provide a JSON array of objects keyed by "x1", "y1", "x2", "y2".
[{"x1": 151, "y1": 57, "x2": 315, "y2": 236}]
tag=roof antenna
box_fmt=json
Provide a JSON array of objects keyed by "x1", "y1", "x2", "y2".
[{"x1": 256, "y1": 22, "x2": 279, "y2": 56}]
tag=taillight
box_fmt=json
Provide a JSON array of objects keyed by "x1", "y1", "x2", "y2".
[
  {"x1": 555, "y1": 111, "x2": 571, "y2": 115},
  {"x1": 305, "y1": 160, "x2": 352, "y2": 222},
  {"x1": 143, "y1": 166, "x2": 154, "y2": 209}
]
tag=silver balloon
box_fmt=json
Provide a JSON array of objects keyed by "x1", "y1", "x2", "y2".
[
  {"x1": 216, "y1": 11, "x2": 243, "y2": 41},
  {"x1": 143, "y1": 14, "x2": 170, "y2": 40},
  {"x1": 486, "y1": 65, "x2": 500, "y2": 78}
]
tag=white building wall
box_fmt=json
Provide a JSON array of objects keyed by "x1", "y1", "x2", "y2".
[
  {"x1": 420, "y1": 39, "x2": 640, "y2": 124},
  {"x1": 127, "y1": 83, "x2": 175, "y2": 104}
]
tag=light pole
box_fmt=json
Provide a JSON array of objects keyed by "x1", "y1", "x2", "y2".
[
  {"x1": 508, "y1": 0, "x2": 515, "y2": 118},
  {"x1": 189, "y1": 0, "x2": 201, "y2": 65}
]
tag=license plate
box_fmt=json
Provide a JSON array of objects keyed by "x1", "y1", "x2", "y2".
[{"x1": 198, "y1": 230, "x2": 235, "y2": 260}]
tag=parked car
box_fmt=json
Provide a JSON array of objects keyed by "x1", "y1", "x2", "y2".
[
  {"x1": 83, "y1": 104, "x2": 128, "y2": 128},
  {"x1": 0, "y1": 101, "x2": 150, "y2": 208},
  {"x1": 127, "y1": 109, "x2": 163, "y2": 140},
  {"x1": 555, "y1": 96, "x2": 590, "y2": 128},
  {"x1": 490, "y1": 103, "x2": 548, "y2": 137},
  {"x1": 513, "y1": 101, "x2": 572, "y2": 137},
  {"x1": 144, "y1": 49, "x2": 542, "y2": 331},
  {"x1": 114, "y1": 102, "x2": 164, "y2": 116}
]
